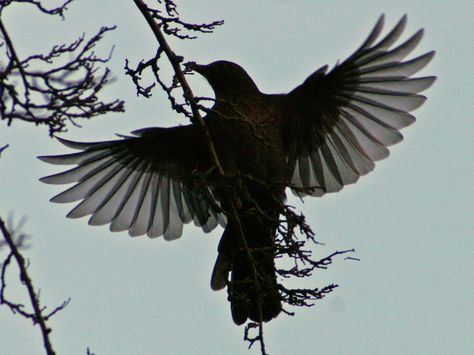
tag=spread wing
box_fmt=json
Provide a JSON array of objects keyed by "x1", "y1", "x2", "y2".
[
  {"x1": 39, "y1": 125, "x2": 226, "y2": 240},
  {"x1": 283, "y1": 15, "x2": 436, "y2": 197}
]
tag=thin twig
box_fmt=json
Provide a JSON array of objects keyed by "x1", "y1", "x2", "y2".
[{"x1": 0, "y1": 144, "x2": 9, "y2": 156}]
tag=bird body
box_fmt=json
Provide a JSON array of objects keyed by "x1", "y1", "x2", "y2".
[
  {"x1": 39, "y1": 15, "x2": 435, "y2": 325},
  {"x1": 189, "y1": 69, "x2": 287, "y2": 323}
]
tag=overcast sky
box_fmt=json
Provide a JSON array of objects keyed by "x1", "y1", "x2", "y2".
[{"x1": 1, "y1": 1, "x2": 473, "y2": 354}]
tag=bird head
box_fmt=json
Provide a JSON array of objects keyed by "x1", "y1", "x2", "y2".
[{"x1": 190, "y1": 60, "x2": 259, "y2": 101}]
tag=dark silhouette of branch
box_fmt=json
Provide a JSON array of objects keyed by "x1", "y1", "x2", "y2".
[
  {"x1": 146, "y1": 0, "x2": 223, "y2": 40},
  {"x1": 0, "y1": 215, "x2": 70, "y2": 355},
  {"x1": 0, "y1": 0, "x2": 74, "y2": 18},
  {"x1": 275, "y1": 206, "x2": 355, "y2": 310},
  {"x1": 0, "y1": 2, "x2": 124, "y2": 136},
  {"x1": 0, "y1": 144, "x2": 8, "y2": 156}
]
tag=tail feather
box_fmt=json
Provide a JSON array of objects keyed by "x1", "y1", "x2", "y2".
[
  {"x1": 211, "y1": 218, "x2": 282, "y2": 325},
  {"x1": 210, "y1": 252, "x2": 229, "y2": 291}
]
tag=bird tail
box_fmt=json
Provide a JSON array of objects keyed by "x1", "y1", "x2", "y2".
[{"x1": 211, "y1": 218, "x2": 282, "y2": 325}]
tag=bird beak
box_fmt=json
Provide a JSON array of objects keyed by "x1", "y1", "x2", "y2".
[{"x1": 188, "y1": 62, "x2": 206, "y2": 75}]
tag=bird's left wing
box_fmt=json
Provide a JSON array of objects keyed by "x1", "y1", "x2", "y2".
[
  {"x1": 282, "y1": 15, "x2": 436, "y2": 197},
  {"x1": 39, "y1": 125, "x2": 226, "y2": 240}
]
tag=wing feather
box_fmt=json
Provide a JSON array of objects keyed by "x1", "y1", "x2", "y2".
[
  {"x1": 39, "y1": 126, "x2": 225, "y2": 239},
  {"x1": 285, "y1": 15, "x2": 435, "y2": 197}
]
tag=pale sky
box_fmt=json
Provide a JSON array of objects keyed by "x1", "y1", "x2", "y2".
[{"x1": 1, "y1": 1, "x2": 473, "y2": 354}]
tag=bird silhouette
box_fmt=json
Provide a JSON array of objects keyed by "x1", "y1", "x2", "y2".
[{"x1": 39, "y1": 15, "x2": 436, "y2": 325}]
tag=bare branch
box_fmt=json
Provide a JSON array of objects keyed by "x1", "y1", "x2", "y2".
[
  {"x1": 0, "y1": 17, "x2": 124, "y2": 135},
  {"x1": 244, "y1": 322, "x2": 268, "y2": 355},
  {"x1": 146, "y1": 3, "x2": 223, "y2": 40},
  {"x1": 0, "y1": 143, "x2": 8, "y2": 156},
  {"x1": 0, "y1": 0, "x2": 74, "y2": 18},
  {"x1": 0, "y1": 215, "x2": 69, "y2": 355}
]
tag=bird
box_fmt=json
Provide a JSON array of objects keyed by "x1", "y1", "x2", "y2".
[{"x1": 38, "y1": 15, "x2": 436, "y2": 325}]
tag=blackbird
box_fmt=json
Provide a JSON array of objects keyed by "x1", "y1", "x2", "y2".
[{"x1": 39, "y1": 15, "x2": 436, "y2": 325}]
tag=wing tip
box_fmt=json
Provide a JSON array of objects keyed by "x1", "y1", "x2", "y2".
[
  {"x1": 37, "y1": 155, "x2": 50, "y2": 163},
  {"x1": 40, "y1": 175, "x2": 58, "y2": 184},
  {"x1": 424, "y1": 50, "x2": 436, "y2": 62},
  {"x1": 51, "y1": 195, "x2": 73, "y2": 204},
  {"x1": 423, "y1": 75, "x2": 437, "y2": 90},
  {"x1": 55, "y1": 136, "x2": 82, "y2": 149}
]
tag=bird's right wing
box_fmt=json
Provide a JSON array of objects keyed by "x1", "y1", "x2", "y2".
[
  {"x1": 39, "y1": 125, "x2": 226, "y2": 240},
  {"x1": 282, "y1": 15, "x2": 436, "y2": 197}
]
